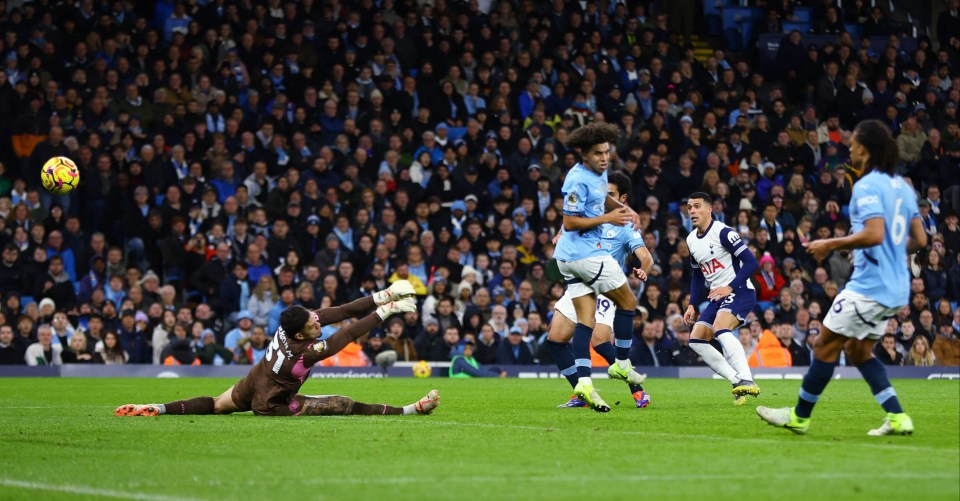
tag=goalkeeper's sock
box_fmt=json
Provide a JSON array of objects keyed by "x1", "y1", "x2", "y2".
[
  {"x1": 353, "y1": 402, "x2": 404, "y2": 415},
  {"x1": 162, "y1": 397, "x2": 215, "y2": 415}
]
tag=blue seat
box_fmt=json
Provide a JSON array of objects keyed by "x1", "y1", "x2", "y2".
[
  {"x1": 844, "y1": 23, "x2": 860, "y2": 39},
  {"x1": 668, "y1": 202, "x2": 679, "y2": 214},
  {"x1": 792, "y1": 7, "x2": 811, "y2": 23},
  {"x1": 783, "y1": 21, "x2": 811, "y2": 33}
]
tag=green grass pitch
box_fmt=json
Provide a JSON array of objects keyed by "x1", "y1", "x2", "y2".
[{"x1": 0, "y1": 378, "x2": 957, "y2": 501}]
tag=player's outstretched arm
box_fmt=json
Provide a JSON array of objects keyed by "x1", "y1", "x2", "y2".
[
  {"x1": 303, "y1": 299, "x2": 417, "y2": 366},
  {"x1": 313, "y1": 296, "x2": 376, "y2": 326},
  {"x1": 906, "y1": 217, "x2": 928, "y2": 254},
  {"x1": 804, "y1": 217, "x2": 884, "y2": 262}
]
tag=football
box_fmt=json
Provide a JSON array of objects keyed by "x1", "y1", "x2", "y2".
[
  {"x1": 41, "y1": 156, "x2": 80, "y2": 195},
  {"x1": 412, "y1": 360, "x2": 432, "y2": 378}
]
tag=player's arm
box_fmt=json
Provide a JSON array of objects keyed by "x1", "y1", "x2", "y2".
[
  {"x1": 301, "y1": 308, "x2": 396, "y2": 366},
  {"x1": 562, "y1": 183, "x2": 629, "y2": 231},
  {"x1": 685, "y1": 264, "x2": 705, "y2": 324},
  {"x1": 605, "y1": 195, "x2": 641, "y2": 230},
  {"x1": 804, "y1": 217, "x2": 885, "y2": 262},
  {"x1": 631, "y1": 245, "x2": 654, "y2": 280},
  {"x1": 906, "y1": 217, "x2": 927, "y2": 254}
]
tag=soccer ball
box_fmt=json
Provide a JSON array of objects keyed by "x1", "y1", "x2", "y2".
[
  {"x1": 41, "y1": 156, "x2": 80, "y2": 195},
  {"x1": 412, "y1": 360, "x2": 432, "y2": 378}
]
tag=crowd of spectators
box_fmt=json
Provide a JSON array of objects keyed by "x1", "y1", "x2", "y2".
[{"x1": 0, "y1": 0, "x2": 957, "y2": 371}]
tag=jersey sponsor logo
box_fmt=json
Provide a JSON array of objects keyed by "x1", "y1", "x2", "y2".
[
  {"x1": 857, "y1": 195, "x2": 879, "y2": 207},
  {"x1": 633, "y1": 231, "x2": 642, "y2": 239},
  {"x1": 700, "y1": 258, "x2": 726, "y2": 275},
  {"x1": 727, "y1": 232, "x2": 742, "y2": 245},
  {"x1": 311, "y1": 340, "x2": 328, "y2": 353}
]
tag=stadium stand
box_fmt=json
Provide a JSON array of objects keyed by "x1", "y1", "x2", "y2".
[{"x1": 0, "y1": 0, "x2": 957, "y2": 369}]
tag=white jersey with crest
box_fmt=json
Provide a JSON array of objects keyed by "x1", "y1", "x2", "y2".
[{"x1": 686, "y1": 220, "x2": 756, "y2": 291}]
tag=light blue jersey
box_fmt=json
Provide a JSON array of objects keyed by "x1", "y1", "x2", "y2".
[
  {"x1": 845, "y1": 171, "x2": 919, "y2": 308},
  {"x1": 599, "y1": 223, "x2": 645, "y2": 270},
  {"x1": 554, "y1": 163, "x2": 608, "y2": 262}
]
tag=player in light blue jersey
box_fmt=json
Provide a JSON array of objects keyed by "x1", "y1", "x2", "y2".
[
  {"x1": 548, "y1": 171, "x2": 654, "y2": 409},
  {"x1": 758, "y1": 120, "x2": 927, "y2": 436},
  {"x1": 551, "y1": 123, "x2": 643, "y2": 412}
]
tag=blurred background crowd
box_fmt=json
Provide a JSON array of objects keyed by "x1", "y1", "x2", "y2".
[{"x1": 0, "y1": 0, "x2": 956, "y2": 370}]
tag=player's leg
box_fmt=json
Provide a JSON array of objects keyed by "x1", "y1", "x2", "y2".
[
  {"x1": 842, "y1": 303, "x2": 913, "y2": 436},
  {"x1": 687, "y1": 304, "x2": 741, "y2": 385},
  {"x1": 600, "y1": 283, "x2": 639, "y2": 372},
  {"x1": 115, "y1": 394, "x2": 219, "y2": 417},
  {"x1": 712, "y1": 310, "x2": 760, "y2": 400},
  {"x1": 546, "y1": 291, "x2": 580, "y2": 395},
  {"x1": 591, "y1": 314, "x2": 650, "y2": 408},
  {"x1": 116, "y1": 381, "x2": 240, "y2": 417},
  {"x1": 297, "y1": 390, "x2": 439, "y2": 416},
  {"x1": 557, "y1": 259, "x2": 609, "y2": 412},
  {"x1": 756, "y1": 325, "x2": 846, "y2": 433}
]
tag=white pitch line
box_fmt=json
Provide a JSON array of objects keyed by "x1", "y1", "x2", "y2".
[
  {"x1": 0, "y1": 478, "x2": 202, "y2": 501},
  {"x1": 323, "y1": 416, "x2": 960, "y2": 453},
  {"x1": 306, "y1": 471, "x2": 960, "y2": 485}
]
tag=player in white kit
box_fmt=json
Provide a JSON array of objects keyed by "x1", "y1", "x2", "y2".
[{"x1": 684, "y1": 192, "x2": 761, "y2": 405}]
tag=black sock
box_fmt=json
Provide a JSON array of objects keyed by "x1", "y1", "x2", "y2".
[
  {"x1": 795, "y1": 358, "x2": 836, "y2": 418},
  {"x1": 545, "y1": 339, "x2": 578, "y2": 389},
  {"x1": 857, "y1": 358, "x2": 904, "y2": 414},
  {"x1": 352, "y1": 402, "x2": 404, "y2": 415},
  {"x1": 572, "y1": 323, "x2": 593, "y2": 379},
  {"x1": 163, "y1": 396, "x2": 215, "y2": 415},
  {"x1": 613, "y1": 309, "x2": 636, "y2": 360}
]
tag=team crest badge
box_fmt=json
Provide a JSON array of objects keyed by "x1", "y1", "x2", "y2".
[{"x1": 606, "y1": 229, "x2": 616, "y2": 238}]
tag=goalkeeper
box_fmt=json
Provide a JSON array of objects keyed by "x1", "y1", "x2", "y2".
[{"x1": 115, "y1": 281, "x2": 440, "y2": 417}]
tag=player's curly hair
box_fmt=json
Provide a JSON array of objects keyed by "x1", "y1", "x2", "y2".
[
  {"x1": 563, "y1": 122, "x2": 621, "y2": 151},
  {"x1": 280, "y1": 305, "x2": 311, "y2": 336}
]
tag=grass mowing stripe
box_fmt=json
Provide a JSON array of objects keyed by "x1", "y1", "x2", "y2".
[
  {"x1": 305, "y1": 471, "x2": 960, "y2": 485},
  {"x1": 321, "y1": 416, "x2": 960, "y2": 453},
  {"x1": 0, "y1": 478, "x2": 202, "y2": 501}
]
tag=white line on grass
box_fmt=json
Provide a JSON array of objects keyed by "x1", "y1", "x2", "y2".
[
  {"x1": 0, "y1": 478, "x2": 202, "y2": 501},
  {"x1": 323, "y1": 417, "x2": 958, "y2": 453},
  {"x1": 307, "y1": 471, "x2": 959, "y2": 485}
]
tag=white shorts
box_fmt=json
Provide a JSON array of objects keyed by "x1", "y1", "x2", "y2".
[
  {"x1": 554, "y1": 292, "x2": 616, "y2": 327},
  {"x1": 557, "y1": 254, "x2": 626, "y2": 299},
  {"x1": 822, "y1": 289, "x2": 900, "y2": 341}
]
